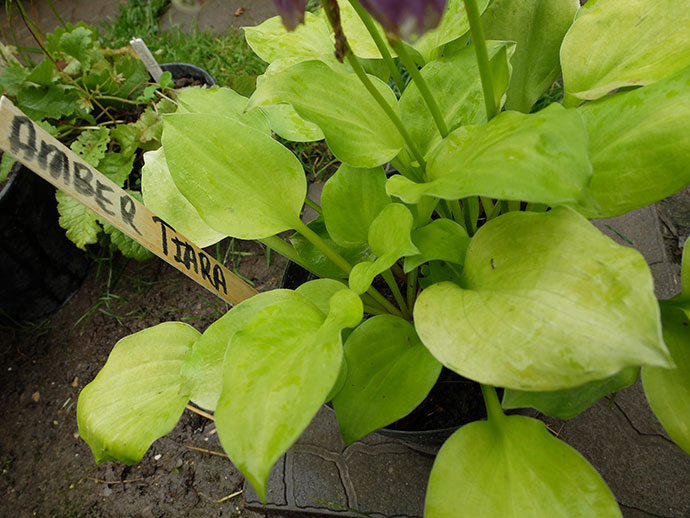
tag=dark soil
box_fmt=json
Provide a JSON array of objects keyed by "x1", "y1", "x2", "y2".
[
  {"x1": 0, "y1": 239, "x2": 287, "y2": 518},
  {"x1": 386, "y1": 369, "x2": 487, "y2": 432},
  {"x1": 173, "y1": 76, "x2": 207, "y2": 88}
]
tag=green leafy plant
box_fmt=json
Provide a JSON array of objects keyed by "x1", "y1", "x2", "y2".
[
  {"x1": 77, "y1": 0, "x2": 690, "y2": 515},
  {"x1": 0, "y1": 17, "x2": 177, "y2": 259}
]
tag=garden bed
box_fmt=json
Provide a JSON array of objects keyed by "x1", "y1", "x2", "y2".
[{"x1": 0, "y1": 239, "x2": 286, "y2": 518}]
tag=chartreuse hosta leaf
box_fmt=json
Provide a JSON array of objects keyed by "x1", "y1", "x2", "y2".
[
  {"x1": 333, "y1": 315, "x2": 442, "y2": 444},
  {"x1": 337, "y1": 0, "x2": 395, "y2": 59},
  {"x1": 322, "y1": 164, "x2": 391, "y2": 247},
  {"x1": 399, "y1": 41, "x2": 513, "y2": 160},
  {"x1": 483, "y1": 0, "x2": 578, "y2": 113},
  {"x1": 290, "y1": 218, "x2": 372, "y2": 279},
  {"x1": 295, "y1": 278, "x2": 351, "y2": 315},
  {"x1": 502, "y1": 367, "x2": 639, "y2": 420},
  {"x1": 77, "y1": 323, "x2": 200, "y2": 465},
  {"x1": 578, "y1": 65, "x2": 690, "y2": 218},
  {"x1": 215, "y1": 289, "x2": 362, "y2": 502},
  {"x1": 415, "y1": 207, "x2": 671, "y2": 391},
  {"x1": 412, "y1": 0, "x2": 490, "y2": 62},
  {"x1": 180, "y1": 290, "x2": 301, "y2": 411},
  {"x1": 403, "y1": 218, "x2": 469, "y2": 273},
  {"x1": 425, "y1": 412, "x2": 622, "y2": 517},
  {"x1": 175, "y1": 86, "x2": 270, "y2": 134},
  {"x1": 162, "y1": 113, "x2": 306, "y2": 239},
  {"x1": 248, "y1": 60, "x2": 403, "y2": 167},
  {"x1": 181, "y1": 283, "x2": 354, "y2": 412},
  {"x1": 561, "y1": 0, "x2": 690, "y2": 102},
  {"x1": 296, "y1": 279, "x2": 353, "y2": 402},
  {"x1": 141, "y1": 148, "x2": 225, "y2": 248},
  {"x1": 349, "y1": 204, "x2": 419, "y2": 294},
  {"x1": 254, "y1": 58, "x2": 327, "y2": 142},
  {"x1": 387, "y1": 104, "x2": 595, "y2": 211},
  {"x1": 258, "y1": 103, "x2": 325, "y2": 142},
  {"x1": 243, "y1": 11, "x2": 332, "y2": 64},
  {"x1": 642, "y1": 308, "x2": 690, "y2": 455}
]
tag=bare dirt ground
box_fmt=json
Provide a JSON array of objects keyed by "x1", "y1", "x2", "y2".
[{"x1": 0, "y1": 239, "x2": 288, "y2": 518}]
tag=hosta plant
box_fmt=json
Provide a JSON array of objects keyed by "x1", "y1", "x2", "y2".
[{"x1": 77, "y1": 0, "x2": 690, "y2": 516}]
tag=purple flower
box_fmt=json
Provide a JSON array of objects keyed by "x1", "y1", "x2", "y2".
[
  {"x1": 359, "y1": 0, "x2": 448, "y2": 40},
  {"x1": 273, "y1": 0, "x2": 308, "y2": 31}
]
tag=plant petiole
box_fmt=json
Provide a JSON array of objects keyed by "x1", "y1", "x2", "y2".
[
  {"x1": 406, "y1": 267, "x2": 419, "y2": 313},
  {"x1": 382, "y1": 269, "x2": 411, "y2": 319},
  {"x1": 463, "y1": 0, "x2": 497, "y2": 121},
  {"x1": 346, "y1": 0, "x2": 406, "y2": 93},
  {"x1": 480, "y1": 384, "x2": 505, "y2": 424},
  {"x1": 366, "y1": 286, "x2": 403, "y2": 318},
  {"x1": 304, "y1": 197, "x2": 322, "y2": 214},
  {"x1": 393, "y1": 41, "x2": 449, "y2": 138},
  {"x1": 294, "y1": 219, "x2": 353, "y2": 275},
  {"x1": 259, "y1": 235, "x2": 312, "y2": 273}
]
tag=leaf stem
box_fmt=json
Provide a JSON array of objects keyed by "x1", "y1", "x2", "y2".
[
  {"x1": 346, "y1": 0, "x2": 406, "y2": 93},
  {"x1": 346, "y1": 52, "x2": 427, "y2": 169},
  {"x1": 304, "y1": 197, "x2": 322, "y2": 214},
  {"x1": 366, "y1": 286, "x2": 403, "y2": 317},
  {"x1": 95, "y1": 95, "x2": 146, "y2": 105},
  {"x1": 362, "y1": 303, "x2": 388, "y2": 316},
  {"x1": 480, "y1": 384, "x2": 504, "y2": 424},
  {"x1": 360, "y1": 292, "x2": 387, "y2": 311},
  {"x1": 294, "y1": 220, "x2": 353, "y2": 275},
  {"x1": 382, "y1": 269, "x2": 411, "y2": 319},
  {"x1": 259, "y1": 235, "x2": 312, "y2": 272},
  {"x1": 480, "y1": 196, "x2": 494, "y2": 217},
  {"x1": 292, "y1": 220, "x2": 403, "y2": 317},
  {"x1": 406, "y1": 267, "x2": 418, "y2": 312},
  {"x1": 322, "y1": 0, "x2": 426, "y2": 169},
  {"x1": 463, "y1": 0, "x2": 496, "y2": 121},
  {"x1": 462, "y1": 200, "x2": 476, "y2": 236},
  {"x1": 393, "y1": 41, "x2": 449, "y2": 138}
]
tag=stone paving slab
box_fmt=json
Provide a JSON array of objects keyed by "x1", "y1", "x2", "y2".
[
  {"x1": 246, "y1": 206, "x2": 689, "y2": 518},
  {"x1": 245, "y1": 406, "x2": 437, "y2": 518}
]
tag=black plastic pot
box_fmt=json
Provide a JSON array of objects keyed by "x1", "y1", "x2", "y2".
[
  {"x1": 280, "y1": 261, "x2": 481, "y2": 446},
  {"x1": 0, "y1": 163, "x2": 89, "y2": 321},
  {"x1": 160, "y1": 62, "x2": 216, "y2": 87}
]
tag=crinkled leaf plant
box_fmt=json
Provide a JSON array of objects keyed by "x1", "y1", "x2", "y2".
[{"x1": 78, "y1": 0, "x2": 690, "y2": 515}]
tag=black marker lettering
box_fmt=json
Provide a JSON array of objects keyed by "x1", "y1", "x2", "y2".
[
  {"x1": 38, "y1": 141, "x2": 69, "y2": 183},
  {"x1": 9, "y1": 115, "x2": 37, "y2": 160},
  {"x1": 73, "y1": 163, "x2": 95, "y2": 196},
  {"x1": 152, "y1": 216, "x2": 174, "y2": 255},
  {"x1": 199, "y1": 252, "x2": 213, "y2": 283},
  {"x1": 183, "y1": 243, "x2": 199, "y2": 273},
  {"x1": 213, "y1": 264, "x2": 227, "y2": 295},
  {"x1": 94, "y1": 180, "x2": 115, "y2": 216},
  {"x1": 171, "y1": 236, "x2": 185, "y2": 263},
  {"x1": 120, "y1": 195, "x2": 140, "y2": 234}
]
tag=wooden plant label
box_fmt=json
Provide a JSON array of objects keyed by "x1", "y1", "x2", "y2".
[
  {"x1": 130, "y1": 38, "x2": 164, "y2": 82},
  {"x1": 0, "y1": 96, "x2": 258, "y2": 305}
]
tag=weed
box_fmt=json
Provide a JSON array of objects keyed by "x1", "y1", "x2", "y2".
[{"x1": 0, "y1": 309, "x2": 52, "y2": 335}]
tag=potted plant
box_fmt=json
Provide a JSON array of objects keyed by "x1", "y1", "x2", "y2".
[
  {"x1": 0, "y1": 17, "x2": 218, "y2": 262},
  {"x1": 76, "y1": 0, "x2": 690, "y2": 516}
]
